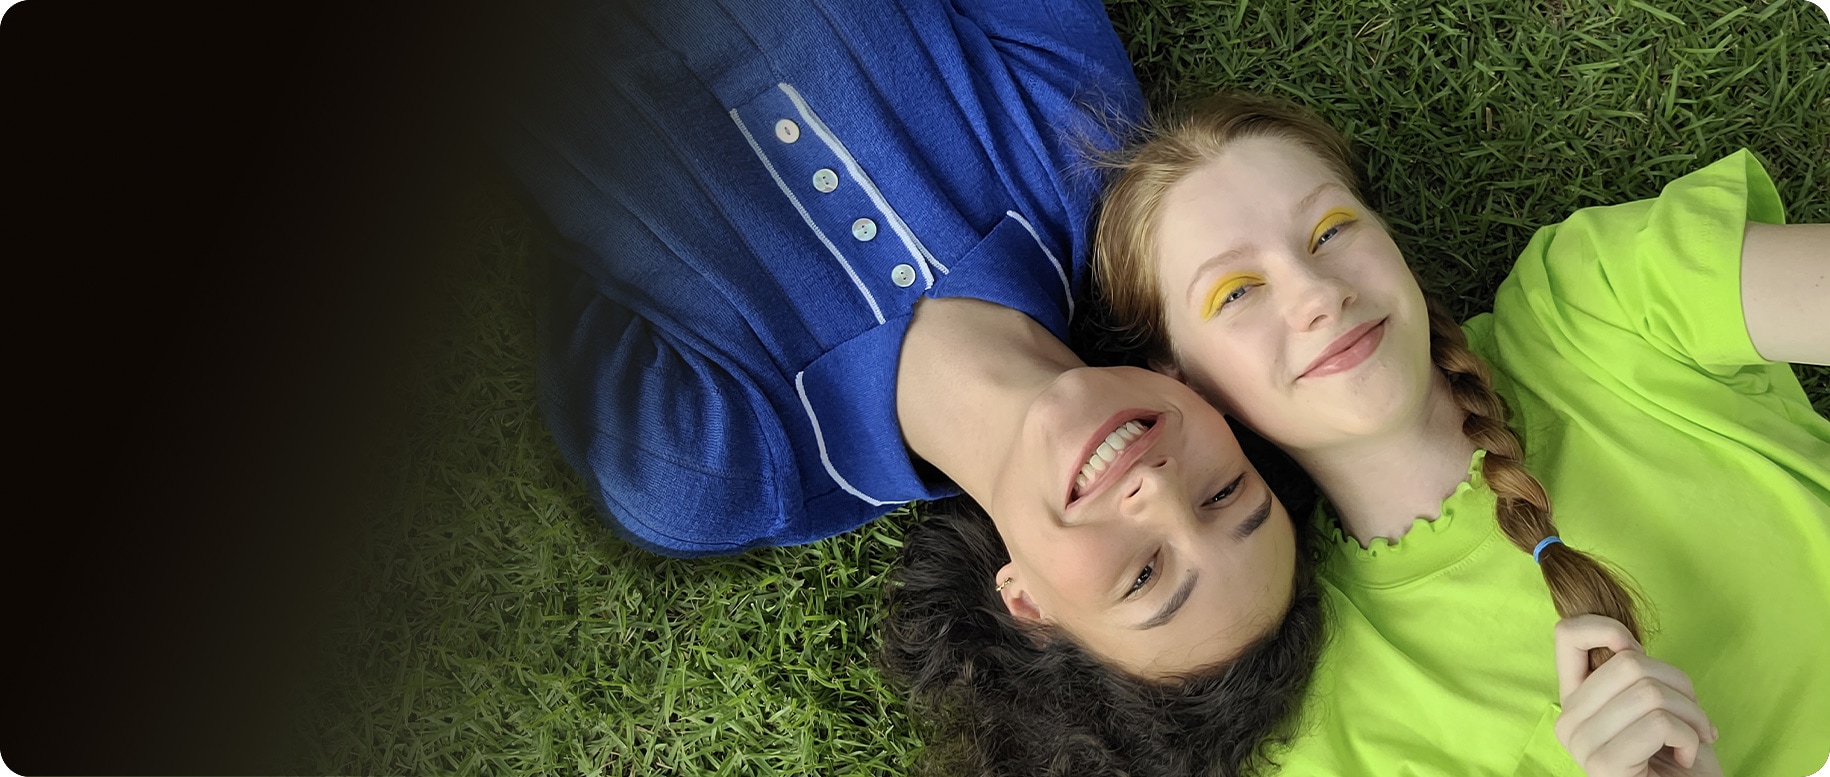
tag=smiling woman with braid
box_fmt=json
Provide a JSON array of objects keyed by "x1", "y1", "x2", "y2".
[{"x1": 1087, "y1": 93, "x2": 1830, "y2": 776}]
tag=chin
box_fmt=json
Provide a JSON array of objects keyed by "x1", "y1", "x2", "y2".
[{"x1": 1268, "y1": 377, "x2": 1418, "y2": 448}]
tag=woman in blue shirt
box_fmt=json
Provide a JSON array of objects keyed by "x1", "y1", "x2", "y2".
[
  {"x1": 503, "y1": 1, "x2": 1328, "y2": 774},
  {"x1": 506, "y1": 0, "x2": 1147, "y2": 555}
]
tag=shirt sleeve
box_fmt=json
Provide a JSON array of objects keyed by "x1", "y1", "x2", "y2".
[
  {"x1": 1503, "y1": 149, "x2": 1788, "y2": 377},
  {"x1": 537, "y1": 249, "x2": 796, "y2": 558},
  {"x1": 940, "y1": 0, "x2": 1145, "y2": 291},
  {"x1": 948, "y1": 0, "x2": 1141, "y2": 115}
]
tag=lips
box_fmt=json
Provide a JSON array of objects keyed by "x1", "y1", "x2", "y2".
[
  {"x1": 1065, "y1": 411, "x2": 1163, "y2": 508},
  {"x1": 1300, "y1": 318, "x2": 1387, "y2": 379}
]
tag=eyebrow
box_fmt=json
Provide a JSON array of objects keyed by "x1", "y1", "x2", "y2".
[
  {"x1": 1232, "y1": 492, "x2": 1275, "y2": 541},
  {"x1": 1182, "y1": 181, "x2": 1349, "y2": 306},
  {"x1": 1291, "y1": 181, "x2": 1345, "y2": 221},
  {"x1": 1135, "y1": 571, "x2": 1198, "y2": 630}
]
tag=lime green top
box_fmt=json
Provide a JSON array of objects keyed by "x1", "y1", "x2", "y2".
[{"x1": 1274, "y1": 150, "x2": 1830, "y2": 776}]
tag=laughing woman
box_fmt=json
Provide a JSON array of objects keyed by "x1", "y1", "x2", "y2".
[
  {"x1": 1088, "y1": 93, "x2": 1830, "y2": 776},
  {"x1": 502, "y1": 3, "x2": 1343, "y2": 775}
]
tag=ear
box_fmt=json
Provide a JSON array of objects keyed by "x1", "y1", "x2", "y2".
[
  {"x1": 994, "y1": 561, "x2": 1047, "y2": 625},
  {"x1": 1148, "y1": 358, "x2": 1184, "y2": 382}
]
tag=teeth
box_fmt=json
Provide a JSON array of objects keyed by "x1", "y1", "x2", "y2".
[{"x1": 1072, "y1": 420, "x2": 1151, "y2": 500}]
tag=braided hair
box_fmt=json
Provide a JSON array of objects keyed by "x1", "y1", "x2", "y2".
[{"x1": 1422, "y1": 296, "x2": 1642, "y2": 665}]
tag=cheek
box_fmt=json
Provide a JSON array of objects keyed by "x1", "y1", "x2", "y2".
[
  {"x1": 1176, "y1": 323, "x2": 1282, "y2": 407},
  {"x1": 1361, "y1": 236, "x2": 1419, "y2": 304},
  {"x1": 1362, "y1": 251, "x2": 1434, "y2": 384},
  {"x1": 1018, "y1": 529, "x2": 1128, "y2": 615}
]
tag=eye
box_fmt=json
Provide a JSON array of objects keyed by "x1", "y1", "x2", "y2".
[
  {"x1": 1204, "y1": 474, "x2": 1246, "y2": 507},
  {"x1": 1313, "y1": 223, "x2": 1345, "y2": 249},
  {"x1": 1310, "y1": 208, "x2": 1356, "y2": 251},
  {"x1": 1126, "y1": 555, "x2": 1157, "y2": 598},
  {"x1": 1203, "y1": 273, "x2": 1265, "y2": 318}
]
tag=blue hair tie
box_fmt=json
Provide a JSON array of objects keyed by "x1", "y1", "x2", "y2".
[{"x1": 1532, "y1": 536, "x2": 1563, "y2": 564}]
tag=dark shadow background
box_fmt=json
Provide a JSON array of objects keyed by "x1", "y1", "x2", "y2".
[{"x1": 2, "y1": 0, "x2": 528, "y2": 772}]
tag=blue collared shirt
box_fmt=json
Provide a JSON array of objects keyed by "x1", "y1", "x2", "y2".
[{"x1": 502, "y1": 0, "x2": 1143, "y2": 556}]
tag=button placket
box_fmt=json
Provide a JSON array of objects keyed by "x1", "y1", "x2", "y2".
[{"x1": 744, "y1": 90, "x2": 926, "y2": 309}]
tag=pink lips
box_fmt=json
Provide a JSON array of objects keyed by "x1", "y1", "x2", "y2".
[
  {"x1": 1301, "y1": 318, "x2": 1386, "y2": 379},
  {"x1": 1064, "y1": 411, "x2": 1163, "y2": 509}
]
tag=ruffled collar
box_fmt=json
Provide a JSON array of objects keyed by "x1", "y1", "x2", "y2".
[{"x1": 1315, "y1": 449, "x2": 1503, "y2": 589}]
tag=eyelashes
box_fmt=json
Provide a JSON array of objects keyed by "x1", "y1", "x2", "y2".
[
  {"x1": 1201, "y1": 272, "x2": 1264, "y2": 318},
  {"x1": 1127, "y1": 555, "x2": 1155, "y2": 598},
  {"x1": 1204, "y1": 473, "x2": 1246, "y2": 507},
  {"x1": 1310, "y1": 207, "x2": 1356, "y2": 249}
]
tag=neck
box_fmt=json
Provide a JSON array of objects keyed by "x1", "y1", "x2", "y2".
[
  {"x1": 1291, "y1": 370, "x2": 1478, "y2": 548},
  {"x1": 895, "y1": 297, "x2": 1080, "y2": 497}
]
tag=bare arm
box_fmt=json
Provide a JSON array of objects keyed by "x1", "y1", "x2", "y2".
[{"x1": 1741, "y1": 221, "x2": 1830, "y2": 365}]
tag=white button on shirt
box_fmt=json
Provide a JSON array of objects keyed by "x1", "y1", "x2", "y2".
[
  {"x1": 851, "y1": 218, "x2": 877, "y2": 241},
  {"x1": 812, "y1": 168, "x2": 839, "y2": 192},
  {"x1": 775, "y1": 118, "x2": 800, "y2": 143},
  {"x1": 891, "y1": 264, "x2": 916, "y2": 287}
]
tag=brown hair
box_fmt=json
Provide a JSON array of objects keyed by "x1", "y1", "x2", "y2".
[
  {"x1": 1090, "y1": 92, "x2": 1642, "y2": 669},
  {"x1": 881, "y1": 479, "x2": 1328, "y2": 777}
]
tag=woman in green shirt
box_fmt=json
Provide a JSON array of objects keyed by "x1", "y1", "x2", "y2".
[{"x1": 1079, "y1": 92, "x2": 1829, "y2": 775}]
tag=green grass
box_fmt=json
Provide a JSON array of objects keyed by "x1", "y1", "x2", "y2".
[{"x1": 299, "y1": 2, "x2": 1829, "y2": 774}]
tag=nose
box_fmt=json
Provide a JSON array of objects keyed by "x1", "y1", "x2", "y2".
[
  {"x1": 1117, "y1": 453, "x2": 1176, "y2": 519},
  {"x1": 1281, "y1": 258, "x2": 1356, "y2": 333}
]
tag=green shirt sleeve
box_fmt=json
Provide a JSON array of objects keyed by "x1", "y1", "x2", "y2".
[{"x1": 1503, "y1": 149, "x2": 1787, "y2": 378}]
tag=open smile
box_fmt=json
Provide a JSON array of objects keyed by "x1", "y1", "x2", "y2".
[{"x1": 1066, "y1": 411, "x2": 1164, "y2": 509}]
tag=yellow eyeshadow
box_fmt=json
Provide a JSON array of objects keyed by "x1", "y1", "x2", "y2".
[
  {"x1": 1309, "y1": 207, "x2": 1357, "y2": 247},
  {"x1": 1202, "y1": 272, "x2": 1264, "y2": 318}
]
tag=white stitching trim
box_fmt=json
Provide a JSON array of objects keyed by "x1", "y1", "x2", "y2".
[
  {"x1": 731, "y1": 108, "x2": 887, "y2": 325},
  {"x1": 778, "y1": 82, "x2": 946, "y2": 287},
  {"x1": 795, "y1": 371, "x2": 898, "y2": 507},
  {"x1": 1005, "y1": 210, "x2": 1073, "y2": 319}
]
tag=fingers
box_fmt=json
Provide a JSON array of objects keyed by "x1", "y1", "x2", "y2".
[
  {"x1": 1586, "y1": 710, "x2": 1704, "y2": 775},
  {"x1": 1560, "y1": 648, "x2": 1704, "y2": 729},
  {"x1": 1555, "y1": 615, "x2": 1643, "y2": 702},
  {"x1": 1560, "y1": 676, "x2": 1714, "y2": 769},
  {"x1": 1552, "y1": 616, "x2": 1721, "y2": 777}
]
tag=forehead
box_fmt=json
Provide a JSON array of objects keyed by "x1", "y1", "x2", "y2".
[{"x1": 1156, "y1": 136, "x2": 1343, "y2": 254}]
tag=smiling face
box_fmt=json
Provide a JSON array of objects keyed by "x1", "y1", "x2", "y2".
[
  {"x1": 1150, "y1": 135, "x2": 1433, "y2": 453},
  {"x1": 983, "y1": 365, "x2": 1297, "y2": 678}
]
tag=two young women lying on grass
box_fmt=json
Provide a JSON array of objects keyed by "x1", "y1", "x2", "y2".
[
  {"x1": 884, "y1": 94, "x2": 1830, "y2": 777},
  {"x1": 500, "y1": 0, "x2": 1830, "y2": 774}
]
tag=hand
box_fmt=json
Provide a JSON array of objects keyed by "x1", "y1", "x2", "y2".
[{"x1": 1552, "y1": 615, "x2": 1723, "y2": 777}]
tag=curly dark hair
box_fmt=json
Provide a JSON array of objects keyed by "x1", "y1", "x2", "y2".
[{"x1": 879, "y1": 422, "x2": 1329, "y2": 777}]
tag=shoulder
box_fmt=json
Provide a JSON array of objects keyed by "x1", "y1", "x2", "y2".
[{"x1": 1495, "y1": 150, "x2": 1785, "y2": 375}]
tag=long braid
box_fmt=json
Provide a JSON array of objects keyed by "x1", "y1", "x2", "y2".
[{"x1": 1426, "y1": 298, "x2": 1643, "y2": 669}]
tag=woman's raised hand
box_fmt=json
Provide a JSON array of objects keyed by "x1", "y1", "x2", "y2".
[{"x1": 1552, "y1": 615, "x2": 1723, "y2": 777}]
